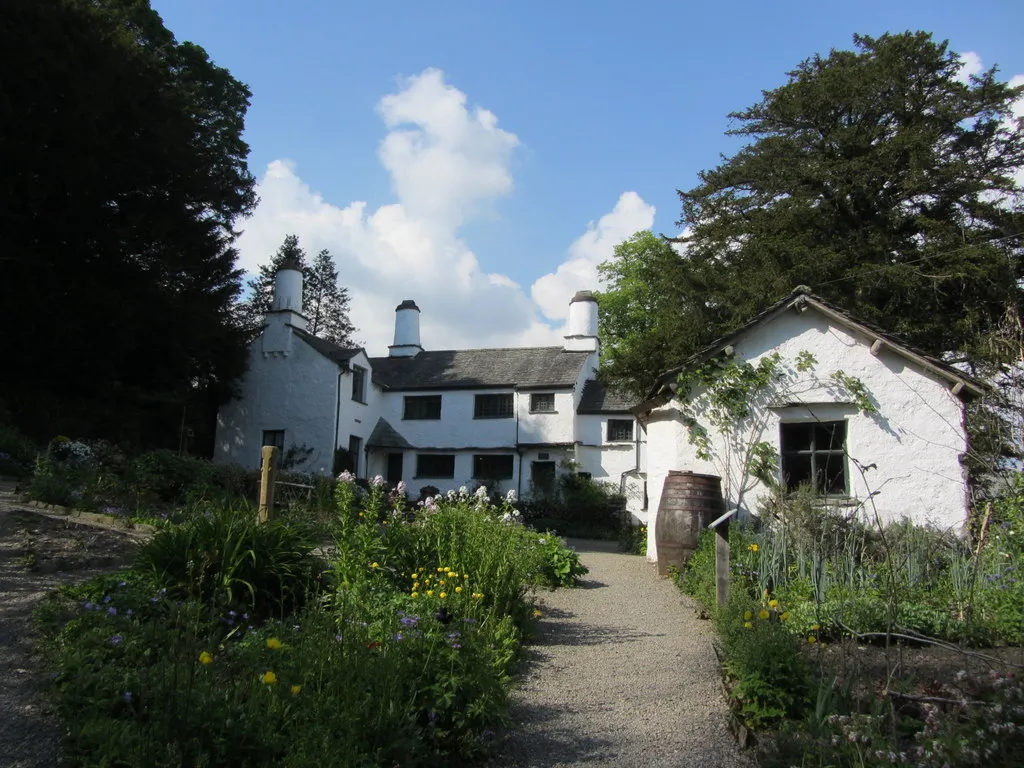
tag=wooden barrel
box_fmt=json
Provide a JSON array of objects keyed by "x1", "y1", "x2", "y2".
[{"x1": 655, "y1": 471, "x2": 724, "y2": 577}]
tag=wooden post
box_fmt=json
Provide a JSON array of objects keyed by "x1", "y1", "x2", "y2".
[
  {"x1": 258, "y1": 445, "x2": 279, "y2": 524},
  {"x1": 715, "y1": 519, "x2": 730, "y2": 608}
]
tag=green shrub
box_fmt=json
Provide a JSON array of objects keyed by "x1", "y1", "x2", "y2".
[{"x1": 135, "y1": 505, "x2": 323, "y2": 619}]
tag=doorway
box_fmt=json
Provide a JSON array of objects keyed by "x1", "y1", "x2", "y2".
[{"x1": 386, "y1": 453, "x2": 404, "y2": 485}]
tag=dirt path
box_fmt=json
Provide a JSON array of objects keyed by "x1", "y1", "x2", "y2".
[
  {"x1": 0, "y1": 492, "x2": 140, "y2": 768},
  {"x1": 492, "y1": 540, "x2": 752, "y2": 768}
]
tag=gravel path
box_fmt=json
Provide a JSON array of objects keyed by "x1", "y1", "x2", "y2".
[
  {"x1": 492, "y1": 540, "x2": 753, "y2": 768},
  {"x1": 0, "y1": 492, "x2": 139, "y2": 768}
]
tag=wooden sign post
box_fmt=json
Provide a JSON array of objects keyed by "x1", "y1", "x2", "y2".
[
  {"x1": 258, "y1": 445, "x2": 279, "y2": 524},
  {"x1": 707, "y1": 508, "x2": 737, "y2": 608}
]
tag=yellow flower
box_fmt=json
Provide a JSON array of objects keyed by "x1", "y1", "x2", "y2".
[
  {"x1": 439, "y1": 580, "x2": 446, "y2": 585},
  {"x1": 768, "y1": 599, "x2": 779, "y2": 609},
  {"x1": 807, "y1": 635, "x2": 817, "y2": 644},
  {"x1": 262, "y1": 671, "x2": 278, "y2": 685},
  {"x1": 780, "y1": 612, "x2": 790, "y2": 621},
  {"x1": 743, "y1": 621, "x2": 753, "y2": 629},
  {"x1": 439, "y1": 592, "x2": 447, "y2": 599},
  {"x1": 411, "y1": 573, "x2": 418, "y2": 579},
  {"x1": 743, "y1": 610, "x2": 752, "y2": 621},
  {"x1": 532, "y1": 609, "x2": 544, "y2": 618},
  {"x1": 290, "y1": 684, "x2": 301, "y2": 696},
  {"x1": 758, "y1": 610, "x2": 770, "y2": 620},
  {"x1": 426, "y1": 590, "x2": 434, "y2": 597},
  {"x1": 810, "y1": 624, "x2": 821, "y2": 631},
  {"x1": 448, "y1": 572, "x2": 459, "y2": 578},
  {"x1": 198, "y1": 651, "x2": 213, "y2": 665},
  {"x1": 748, "y1": 544, "x2": 759, "y2": 552},
  {"x1": 358, "y1": 512, "x2": 364, "y2": 518},
  {"x1": 266, "y1": 638, "x2": 283, "y2": 650},
  {"x1": 371, "y1": 562, "x2": 379, "y2": 569},
  {"x1": 411, "y1": 591, "x2": 419, "y2": 598},
  {"x1": 463, "y1": 573, "x2": 469, "y2": 579},
  {"x1": 472, "y1": 592, "x2": 484, "y2": 599},
  {"x1": 436, "y1": 567, "x2": 444, "y2": 572},
  {"x1": 455, "y1": 586, "x2": 463, "y2": 593},
  {"x1": 418, "y1": 567, "x2": 425, "y2": 572}
]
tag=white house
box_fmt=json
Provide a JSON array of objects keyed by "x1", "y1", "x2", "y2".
[
  {"x1": 215, "y1": 263, "x2": 646, "y2": 511},
  {"x1": 633, "y1": 288, "x2": 986, "y2": 562}
]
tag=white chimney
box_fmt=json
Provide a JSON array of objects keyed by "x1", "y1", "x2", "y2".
[
  {"x1": 261, "y1": 260, "x2": 306, "y2": 356},
  {"x1": 564, "y1": 290, "x2": 598, "y2": 352},
  {"x1": 389, "y1": 299, "x2": 422, "y2": 357}
]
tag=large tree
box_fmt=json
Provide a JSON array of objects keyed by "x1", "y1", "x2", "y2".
[
  {"x1": 599, "y1": 32, "x2": 1024, "y2": 399},
  {"x1": 1, "y1": 0, "x2": 257, "y2": 447},
  {"x1": 238, "y1": 236, "x2": 358, "y2": 347}
]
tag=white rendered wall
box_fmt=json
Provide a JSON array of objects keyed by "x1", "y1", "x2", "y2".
[
  {"x1": 644, "y1": 308, "x2": 970, "y2": 561},
  {"x1": 215, "y1": 330, "x2": 341, "y2": 472},
  {"x1": 335, "y1": 350, "x2": 382, "y2": 477}
]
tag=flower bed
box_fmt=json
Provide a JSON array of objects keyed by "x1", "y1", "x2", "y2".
[{"x1": 36, "y1": 477, "x2": 587, "y2": 766}]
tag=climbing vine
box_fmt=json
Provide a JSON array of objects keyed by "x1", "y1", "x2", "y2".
[{"x1": 673, "y1": 350, "x2": 876, "y2": 510}]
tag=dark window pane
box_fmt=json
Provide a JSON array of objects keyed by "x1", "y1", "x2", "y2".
[
  {"x1": 815, "y1": 422, "x2": 845, "y2": 450},
  {"x1": 473, "y1": 454, "x2": 514, "y2": 479},
  {"x1": 780, "y1": 422, "x2": 813, "y2": 451},
  {"x1": 474, "y1": 394, "x2": 513, "y2": 419},
  {"x1": 781, "y1": 453, "x2": 812, "y2": 491},
  {"x1": 351, "y1": 366, "x2": 367, "y2": 402},
  {"x1": 817, "y1": 452, "x2": 847, "y2": 495},
  {"x1": 416, "y1": 454, "x2": 455, "y2": 478},
  {"x1": 404, "y1": 395, "x2": 442, "y2": 420}
]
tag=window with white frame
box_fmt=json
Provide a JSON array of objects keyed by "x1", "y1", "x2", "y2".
[
  {"x1": 779, "y1": 420, "x2": 848, "y2": 496},
  {"x1": 351, "y1": 365, "x2": 367, "y2": 403}
]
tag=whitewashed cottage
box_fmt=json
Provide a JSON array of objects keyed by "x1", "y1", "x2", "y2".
[
  {"x1": 215, "y1": 262, "x2": 646, "y2": 513},
  {"x1": 633, "y1": 288, "x2": 985, "y2": 562}
]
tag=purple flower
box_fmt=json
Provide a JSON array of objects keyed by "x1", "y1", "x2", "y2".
[
  {"x1": 463, "y1": 618, "x2": 477, "y2": 624},
  {"x1": 125, "y1": 609, "x2": 133, "y2": 617},
  {"x1": 428, "y1": 710, "x2": 439, "y2": 723},
  {"x1": 400, "y1": 616, "x2": 419, "y2": 628},
  {"x1": 103, "y1": 595, "x2": 112, "y2": 603},
  {"x1": 83, "y1": 601, "x2": 94, "y2": 610},
  {"x1": 107, "y1": 607, "x2": 117, "y2": 616},
  {"x1": 228, "y1": 610, "x2": 237, "y2": 617},
  {"x1": 123, "y1": 691, "x2": 133, "y2": 702},
  {"x1": 242, "y1": 613, "x2": 249, "y2": 620},
  {"x1": 394, "y1": 633, "x2": 404, "y2": 641},
  {"x1": 449, "y1": 642, "x2": 461, "y2": 650},
  {"x1": 335, "y1": 634, "x2": 344, "y2": 642},
  {"x1": 118, "y1": 581, "x2": 127, "y2": 587},
  {"x1": 111, "y1": 634, "x2": 123, "y2": 646},
  {"x1": 447, "y1": 632, "x2": 461, "y2": 640}
]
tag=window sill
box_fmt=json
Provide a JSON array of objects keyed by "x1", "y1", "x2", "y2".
[
  {"x1": 351, "y1": 399, "x2": 367, "y2": 405},
  {"x1": 414, "y1": 475, "x2": 455, "y2": 480},
  {"x1": 529, "y1": 410, "x2": 558, "y2": 415},
  {"x1": 473, "y1": 416, "x2": 514, "y2": 420},
  {"x1": 402, "y1": 417, "x2": 441, "y2": 421},
  {"x1": 472, "y1": 477, "x2": 515, "y2": 482},
  {"x1": 606, "y1": 439, "x2": 634, "y2": 444}
]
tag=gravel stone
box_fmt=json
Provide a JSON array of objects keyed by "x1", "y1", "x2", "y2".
[{"x1": 491, "y1": 539, "x2": 752, "y2": 768}]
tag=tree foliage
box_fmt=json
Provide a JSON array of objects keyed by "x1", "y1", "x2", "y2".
[
  {"x1": 598, "y1": 32, "x2": 1024, "y2": 398},
  {"x1": 0, "y1": 0, "x2": 257, "y2": 448},
  {"x1": 238, "y1": 235, "x2": 357, "y2": 348}
]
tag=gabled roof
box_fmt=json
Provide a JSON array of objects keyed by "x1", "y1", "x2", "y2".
[
  {"x1": 368, "y1": 347, "x2": 592, "y2": 391},
  {"x1": 634, "y1": 287, "x2": 987, "y2": 418},
  {"x1": 577, "y1": 379, "x2": 635, "y2": 414},
  {"x1": 290, "y1": 327, "x2": 363, "y2": 367},
  {"x1": 367, "y1": 418, "x2": 415, "y2": 450}
]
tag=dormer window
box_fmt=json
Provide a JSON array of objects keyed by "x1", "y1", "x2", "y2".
[
  {"x1": 352, "y1": 365, "x2": 367, "y2": 403},
  {"x1": 530, "y1": 393, "x2": 555, "y2": 413}
]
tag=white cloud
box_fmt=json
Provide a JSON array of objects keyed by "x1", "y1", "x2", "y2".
[
  {"x1": 957, "y1": 51, "x2": 984, "y2": 84},
  {"x1": 530, "y1": 192, "x2": 656, "y2": 321},
  {"x1": 235, "y1": 69, "x2": 652, "y2": 354}
]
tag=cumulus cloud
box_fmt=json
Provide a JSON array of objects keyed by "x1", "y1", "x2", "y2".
[
  {"x1": 235, "y1": 69, "x2": 652, "y2": 354},
  {"x1": 529, "y1": 192, "x2": 655, "y2": 321},
  {"x1": 956, "y1": 51, "x2": 984, "y2": 84}
]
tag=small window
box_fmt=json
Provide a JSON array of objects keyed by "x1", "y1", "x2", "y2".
[
  {"x1": 351, "y1": 365, "x2": 367, "y2": 403},
  {"x1": 474, "y1": 393, "x2": 513, "y2": 419},
  {"x1": 348, "y1": 435, "x2": 362, "y2": 476},
  {"x1": 262, "y1": 430, "x2": 285, "y2": 450},
  {"x1": 530, "y1": 393, "x2": 555, "y2": 412},
  {"x1": 416, "y1": 454, "x2": 455, "y2": 478},
  {"x1": 607, "y1": 419, "x2": 634, "y2": 442},
  {"x1": 404, "y1": 395, "x2": 442, "y2": 420},
  {"x1": 577, "y1": 471, "x2": 592, "y2": 481},
  {"x1": 780, "y1": 420, "x2": 848, "y2": 496},
  {"x1": 473, "y1": 454, "x2": 514, "y2": 480}
]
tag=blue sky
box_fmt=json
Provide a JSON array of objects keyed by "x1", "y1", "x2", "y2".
[{"x1": 156, "y1": 0, "x2": 1024, "y2": 353}]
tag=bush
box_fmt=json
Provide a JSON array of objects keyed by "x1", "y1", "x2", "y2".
[
  {"x1": 135, "y1": 505, "x2": 323, "y2": 619},
  {"x1": 0, "y1": 422, "x2": 38, "y2": 478}
]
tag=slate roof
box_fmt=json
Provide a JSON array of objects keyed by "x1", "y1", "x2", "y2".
[
  {"x1": 291, "y1": 327, "x2": 362, "y2": 367},
  {"x1": 366, "y1": 418, "x2": 415, "y2": 450},
  {"x1": 368, "y1": 347, "x2": 592, "y2": 391},
  {"x1": 634, "y1": 286, "x2": 986, "y2": 417},
  {"x1": 577, "y1": 379, "x2": 635, "y2": 414}
]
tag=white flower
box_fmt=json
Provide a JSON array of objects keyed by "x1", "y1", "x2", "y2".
[
  {"x1": 446, "y1": 490, "x2": 457, "y2": 500},
  {"x1": 458, "y1": 486, "x2": 469, "y2": 496},
  {"x1": 337, "y1": 470, "x2": 355, "y2": 483},
  {"x1": 371, "y1": 475, "x2": 385, "y2": 487},
  {"x1": 474, "y1": 486, "x2": 489, "y2": 500},
  {"x1": 396, "y1": 481, "x2": 407, "y2": 494},
  {"x1": 505, "y1": 489, "x2": 517, "y2": 503}
]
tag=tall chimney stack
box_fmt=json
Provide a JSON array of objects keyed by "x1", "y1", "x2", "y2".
[
  {"x1": 563, "y1": 290, "x2": 598, "y2": 352},
  {"x1": 389, "y1": 299, "x2": 422, "y2": 357}
]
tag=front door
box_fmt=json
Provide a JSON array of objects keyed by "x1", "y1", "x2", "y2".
[
  {"x1": 531, "y1": 461, "x2": 557, "y2": 496},
  {"x1": 386, "y1": 453, "x2": 404, "y2": 485}
]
